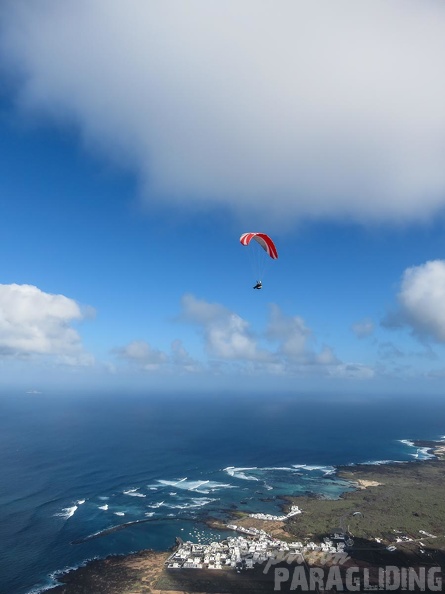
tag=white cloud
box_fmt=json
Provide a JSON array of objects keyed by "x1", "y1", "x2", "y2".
[
  {"x1": 3, "y1": 1, "x2": 445, "y2": 225},
  {"x1": 0, "y1": 283, "x2": 91, "y2": 359},
  {"x1": 266, "y1": 304, "x2": 341, "y2": 368},
  {"x1": 351, "y1": 318, "x2": 374, "y2": 339},
  {"x1": 314, "y1": 345, "x2": 338, "y2": 366},
  {"x1": 387, "y1": 260, "x2": 445, "y2": 342},
  {"x1": 114, "y1": 338, "x2": 200, "y2": 373},
  {"x1": 171, "y1": 339, "x2": 201, "y2": 372},
  {"x1": 180, "y1": 295, "x2": 373, "y2": 378},
  {"x1": 266, "y1": 303, "x2": 312, "y2": 360},
  {"x1": 180, "y1": 294, "x2": 268, "y2": 361},
  {"x1": 114, "y1": 340, "x2": 168, "y2": 370}
]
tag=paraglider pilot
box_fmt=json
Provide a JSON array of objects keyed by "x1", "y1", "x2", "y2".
[{"x1": 253, "y1": 280, "x2": 262, "y2": 290}]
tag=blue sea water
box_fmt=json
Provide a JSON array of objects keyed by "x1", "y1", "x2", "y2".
[{"x1": 1, "y1": 390, "x2": 444, "y2": 594}]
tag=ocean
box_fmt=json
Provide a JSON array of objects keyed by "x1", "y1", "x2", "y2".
[{"x1": 1, "y1": 390, "x2": 444, "y2": 594}]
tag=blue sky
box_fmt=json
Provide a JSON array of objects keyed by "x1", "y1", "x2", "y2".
[{"x1": 2, "y1": 1, "x2": 445, "y2": 394}]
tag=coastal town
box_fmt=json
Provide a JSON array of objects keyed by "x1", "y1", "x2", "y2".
[
  {"x1": 165, "y1": 505, "x2": 349, "y2": 572},
  {"x1": 166, "y1": 527, "x2": 348, "y2": 572}
]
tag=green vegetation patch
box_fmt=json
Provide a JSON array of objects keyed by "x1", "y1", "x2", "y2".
[{"x1": 285, "y1": 460, "x2": 445, "y2": 546}]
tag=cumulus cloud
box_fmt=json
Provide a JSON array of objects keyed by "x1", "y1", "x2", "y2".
[
  {"x1": 180, "y1": 294, "x2": 268, "y2": 361},
  {"x1": 114, "y1": 340, "x2": 168, "y2": 371},
  {"x1": 0, "y1": 283, "x2": 91, "y2": 359},
  {"x1": 170, "y1": 339, "x2": 201, "y2": 372},
  {"x1": 114, "y1": 338, "x2": 200, "y2": 373},
  {"x1": 384, "y1": 260, "x2": 445, "y2": 342},
  {"x1": 314, "y1": 345, "x2": 339, "y2": 367},
  {"x1": 265, "y1": 304, "x2": 345, "y2": 369},
  {"x1": 266, "y1": 304, "x2": 312, "y2": 360},
  {"x1": 180, "y1": 295, "x2": 372, "y2": 378},
  {"x1": 3, "y1": 1, "x2": 445, "y2": 225}
]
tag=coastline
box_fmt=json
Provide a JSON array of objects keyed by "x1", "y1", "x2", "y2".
[
  {"x1": 47, "y1": 550, "x2": 170, "y2": 594},
  {"x1": 35, "y1": 437, "x2": 445, "y2": 593}
]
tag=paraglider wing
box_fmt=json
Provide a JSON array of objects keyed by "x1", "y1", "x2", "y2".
[{"x1": 239, "y1": 233, "x2": 278, "y2": 259}]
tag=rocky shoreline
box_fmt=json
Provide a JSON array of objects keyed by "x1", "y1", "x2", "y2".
[{"x1": 48, "y1": 550, "x2": 170, "y2": 594}]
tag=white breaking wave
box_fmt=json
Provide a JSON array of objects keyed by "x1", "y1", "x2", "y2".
[
  {"x1": 114, "y1": 512, "x2": 125, "y2": 516},
  {"x1": 147, "y1": 501, "x2": 165, "y2": 509},
  {"x1": 399, "y1": 438, "x2": 436, "y2": 460},
  {"x1": 261, "y1": 466, "x2": 298, "y2": 472},
  {"x1": 27, "y1": 557, "x2": 101, "y2": 594},
  {"x1": 224, "y1": 466, "x2": 259, "y2": 481},
  {"x1": 225, "y1": 464, "x2": 337, "y2": 482},
  {"x1": 161, "y1": 497, "x2": 217, "y2": 510},
  {"x1": 77, "y1": 499, "x2": 86, "y2": 505},
  {"x1": 411, "y1": 447, "x2": 435, "y2": 460},
  {"x1": 292, "y1": 464, "x2": 336, "y2": 474},
  {"x1": 157, "y1": 478, "x2": 233, "y2": 494},
  {"x1": 145, "y1": 511, "x2": 155, "y2": 517},
  {"x1": 158, "y1": 477, "x2": 187, "y2": 487},
  {"x1": 361, "y1": 459, "x2": 405, "y2": 465},
  {"x1": 123, "y1": 488, "x2": 146, "y2": 497},
  {"x1": 98, "y1": 504, "x2": 108, "y2": 511},
  {"x1": 54, "y1": 505, "x2": 78, "y2": 519},
  {"x1": 189, "y1": 480, "x2": 209, "y2": 492}
]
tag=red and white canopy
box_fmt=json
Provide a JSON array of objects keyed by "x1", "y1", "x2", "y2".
[{"x1": 240, "y1": 233, "x2": 278, "y2": 259}]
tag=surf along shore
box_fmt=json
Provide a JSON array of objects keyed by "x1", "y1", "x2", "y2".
[{"x1": 47, "y1": 439, "x2": 445, "y2": 593}]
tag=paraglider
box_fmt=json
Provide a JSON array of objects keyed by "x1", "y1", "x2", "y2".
[{"x1": 240, "y1": 233, "x2": 278, "y2": 288}]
